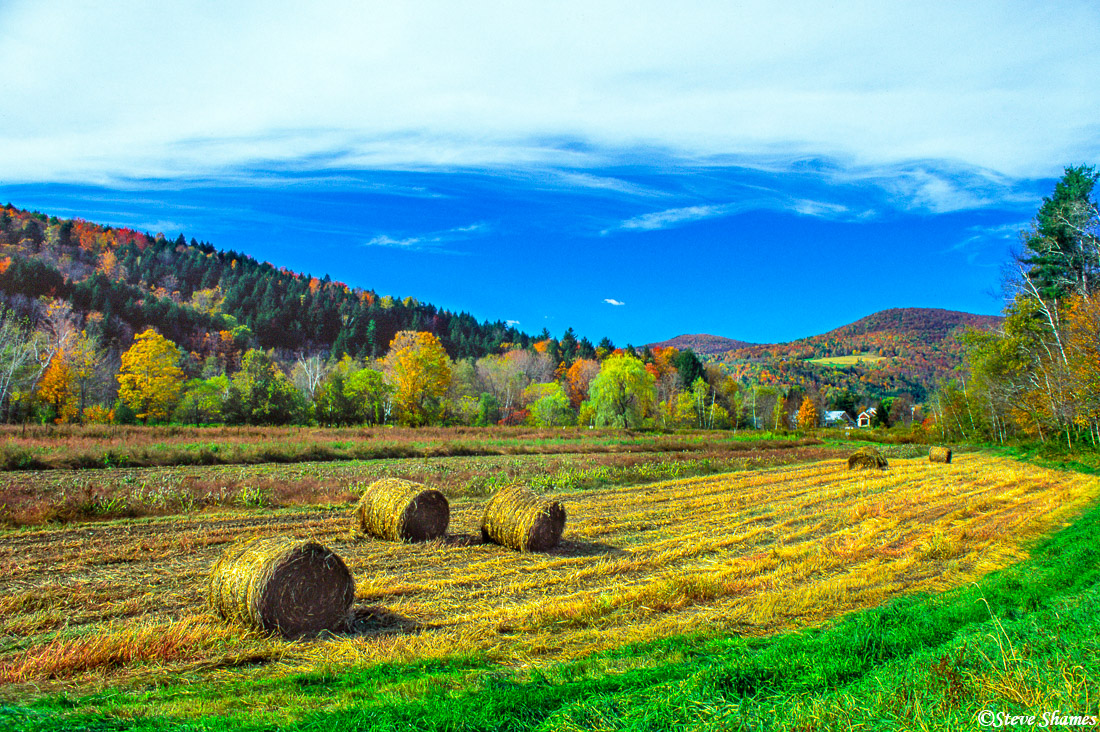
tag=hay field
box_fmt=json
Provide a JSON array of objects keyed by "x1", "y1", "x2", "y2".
[
  {"x1": 0, "y1": 453, "x2": 1096, "y2": 716},
  {"x1": 807, "y1": 354, "x2": 887, "y2": 366}
]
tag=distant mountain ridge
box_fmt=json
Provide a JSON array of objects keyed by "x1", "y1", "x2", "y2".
[
  {"x1": 647, "y1": 333, "x2": 755, "y2": 355},
  {"x1": 730, "y1": 307, "x2": 1002, "y2": 358},
  {"x1": 651, "y1": 307, "x2": 1002, "y2": 401}
]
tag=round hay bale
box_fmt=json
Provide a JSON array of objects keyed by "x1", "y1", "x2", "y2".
[
  {"x1": 481, "y1": 485, "x2": 566, "y2": 552},
  {"x1": 207, "y1": 536, "x2": 355, "y2": 637},
  {"x1": 847, "y1": 446, "x2": 888, "y2": 470},
  {"x1": 355, "y1": 478, "x2": 449, "y2": 542},
  {"x1": 929, "y1": 446, "x2": 953, "y2": 464}
]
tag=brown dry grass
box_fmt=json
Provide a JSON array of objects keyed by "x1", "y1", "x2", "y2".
[
  {"x1": 0, "y1": 424, "x2": 820, "y2": 471},
  {"x1": 0, "y1": 452, "x2": 1094, "y2": 696},
  {"x1": 0, "y1": 442, "x2": 845, "y2": 526}
]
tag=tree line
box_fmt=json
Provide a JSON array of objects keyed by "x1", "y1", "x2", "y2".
[
  {"x1": 1, "y1": 305, "x2": 897, "y2": 431},
  {"x1": 934, "y1": 165, "x2": 1100, "y2": 448}
]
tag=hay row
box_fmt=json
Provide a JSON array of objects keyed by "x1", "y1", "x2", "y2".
[{"x1": 354, "y1": 478, "x2": 567, "y2": 552}]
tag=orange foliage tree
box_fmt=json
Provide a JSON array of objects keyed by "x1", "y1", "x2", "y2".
[
  {"x1": 796, "y1": 396, "x2": 819, "y2": 430},
  {"x1": 35, "y1": 352, "x2": 77, "y2": 423},
  {"x1": 564, "y1": 358, "x2": 600, "y2": 409}
]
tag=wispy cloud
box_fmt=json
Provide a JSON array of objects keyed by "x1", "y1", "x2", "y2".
[
  {"x1": 364, "y1": 222, "x2": 490, "y2": 251},
  {"x1": 604, "y1": 190, "x2": 862, "y2": 235},
  {"x1": 945, "y1": 222, "x2": 1029, "y2": 264},
  {"x1": 604, "y1": 298, "x2": 626, "y2": 306},
  {"x1": 617, "y1": 204, "x2": 732, "y2": 232},
  {"x1": 506, "y1": 319, "x2": 521, "y2": 326}
]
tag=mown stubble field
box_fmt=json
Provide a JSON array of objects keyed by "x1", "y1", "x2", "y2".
[{"x1": 0, "y1": 447, "x2": 1095, "y2": 725}]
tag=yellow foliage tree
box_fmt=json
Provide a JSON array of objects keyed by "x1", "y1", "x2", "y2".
[
  {"x1": 383, "y1": 331, "x2": 451, "y2": 426},
  {"x1": 797, "y1": 396, "x2": 819, "y2": 430},
  {"x1": 117, "y1": 329, "x2": 184, "y2": 423}
]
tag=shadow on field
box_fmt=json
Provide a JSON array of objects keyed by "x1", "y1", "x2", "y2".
[
  {"x1": 548, "y1": 539, "x2": 628, "y2": 558},
  {"x1": 349, "y1": 606, "x2": 426, "y2": 636},
  {"x1": 440, "y1": 532, "x2": 483, "y2": 547},
  {"x1": 437, "y1": 532, "x2": 626, "y2": 558}
]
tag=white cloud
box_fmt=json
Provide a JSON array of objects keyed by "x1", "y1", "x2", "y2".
[
  {"x1": 618, "y1": 205, "x2": 732, "y2": 232},
  {"x1": 606, "y1": 193, "x2": 860, "y2": 234},
  {"x1": 365, "y1": 234, "x2": 424, "y2": 248},
  {"x1": 604, "y1": 298, "x2": 626, "y2": 306},
  {"x1": 506, "y1": 319, "x2": 521, "y2": 326},
  {"x1": 364, "y1": 222, "x2": 489, "y2": 251},
  {"x1": 0, "y1": 1, "x2": 1097, "y2": 183}
]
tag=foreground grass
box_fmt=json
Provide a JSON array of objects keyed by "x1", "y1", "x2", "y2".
[{"x1": 0, "y1": 454, "x2": 1095, "y2": 729}]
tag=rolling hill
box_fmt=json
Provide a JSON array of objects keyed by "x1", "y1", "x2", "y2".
[
  {"x1": 646, "y1": 333, "x2": 755, "y2": 355},
  {"x1": 650, "y1": 307, "x2": 1002, "y2": 401}
]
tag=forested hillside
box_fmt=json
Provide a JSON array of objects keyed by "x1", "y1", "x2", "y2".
[
  {"x1": 713, "y1": 307, "x2": 1002, "y2": 401},
  {"x1": 0, "y1": 204, "x2": 530, "y2": 360}
]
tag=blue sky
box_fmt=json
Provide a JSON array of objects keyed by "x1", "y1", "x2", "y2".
[{"x1": 1, "y1": 1, "x2": 1098, "y2": 345}]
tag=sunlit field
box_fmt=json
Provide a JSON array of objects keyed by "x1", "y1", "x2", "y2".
[
  {"x1": 1, "y1": 452, "x2": 1094, "y2": 726},
  {"x1": 806, "y1": 354, "x2": 887, "y2": 367}
]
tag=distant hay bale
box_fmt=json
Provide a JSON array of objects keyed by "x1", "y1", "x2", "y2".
[
  {"x1": 481, "y1": 485, "x2": 566, "y2": 552},
  {"x1": 207, "y1": 536, "x2": 355, "y2": 637},
  {"x1": 929, "y1": 446, "x2": 953, "y2": 464},
  {"x1": 355, "y1": 478, "x2": 449, "y2": 542},
  {"x1": 848, "y1": 446, "x2": 888, "y2": 470}
]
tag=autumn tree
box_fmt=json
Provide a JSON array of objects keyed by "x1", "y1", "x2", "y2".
[
  {"x1": 772, "y1": 388, "x2": 789, "y2": 430},
  {"x1": 67, "y1": 331, "x2": 105, "y2": 417},
  {"x1": 796, "y1": 396, "x2": 819, "y2": 430},
  {"x1": 941, "y1": 169, "x2": 1100, "y2": 447},
  {"x1": 587, "y1": 353, "x2": 655, "y2": 429},
  {"x1": 384, "y1": 331, "x2": 451, "y2": 426},
  {"x1": 475, "y1": 351, "x2": 538, "y2": 419},
  {"x1": 564, "y1": 358, "x2": 600, "y2": 409},
  {"x1": 35, "y1": 351, "x2": 76, "y2": 423},
  {"x1": 314, "y1": 356, "x2": 392, "y2": 425},
  {"x1": 117, "y1": 329, "x2": 185, "y2": 423}
]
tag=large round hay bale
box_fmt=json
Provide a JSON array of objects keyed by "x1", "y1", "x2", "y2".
[
  {"x1": 481, "y1": 485, "x2": 566, "y2": 552},
  {"x1": 929, "y1": 446, "x2": 953, "y2": 464},
  {"x1": 355, "y1": 478, "x2": 449, "y2": 542},
  {"x1": 207, "y1": 536, "x2": 355, "y2": 637},
  {"x1": 848, "y1": 446, "x2": 888, "y2": 470}
]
